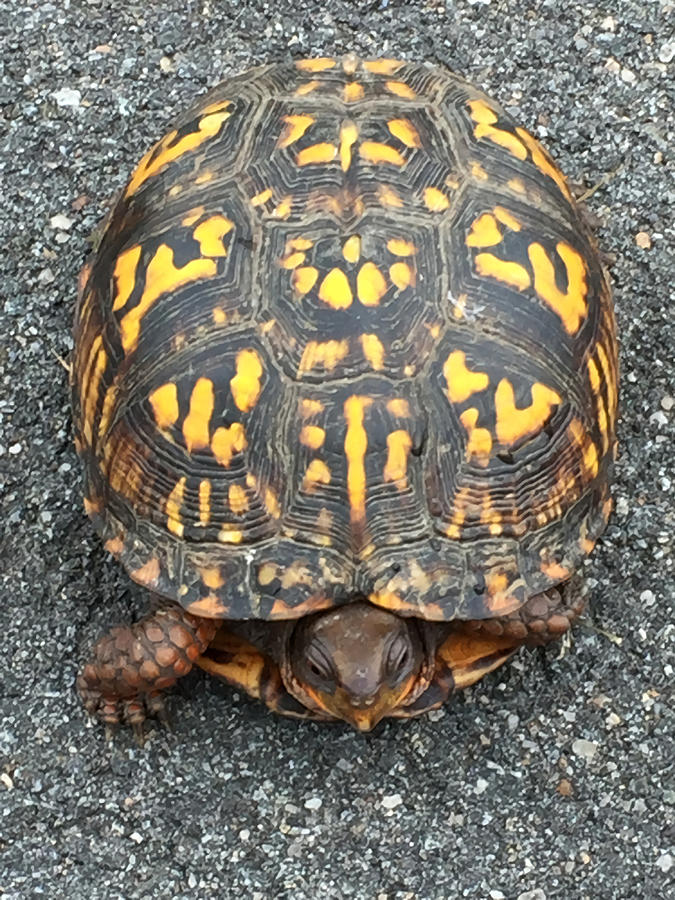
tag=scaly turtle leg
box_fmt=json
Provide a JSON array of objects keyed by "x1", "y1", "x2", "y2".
[
  {"x1": 77, "y1": 600, "x2": 218, "y2": 735},
  {"x1": 458, "y1": 580, "x2": 585, "y2": 647}
]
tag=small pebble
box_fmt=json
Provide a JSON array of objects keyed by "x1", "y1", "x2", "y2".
[
  {"x1": 658, "y1": 43, "x2": 675, "y2": 64},
  {"x1": 656, "y1": 853, "x2": 673, "y2": 873},
  {"x1": 50, "y1": 213, "x2": 74, "y2": 230},
  {"x1": 635, "y1": 231, "x2": 652, "y2": 249},
  {"x1": 661, "y1": 395, "x2": 673, "y2": 411},
  {"x1": 51, "y1": 87, "x2": 82, "y2": 107},
  {"x1": 304, "y1": 797, "x2": 322, "y2": 810},
  {"x1": 381, "y1": 793, "x2": 403, "y2": 810},
  {"x1": 572, "y1": 739, "x2": 599, "y2": 761}
]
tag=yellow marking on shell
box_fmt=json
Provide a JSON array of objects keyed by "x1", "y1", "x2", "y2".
[
  {"x1": 296, "y1": 143, "x2": 337, "y2": 166},
  {"x1": 339, "y1": 120, "x2": 359, "y2": 172},
  {"x1": 587, "y1": 357, "x2": 601, "y2": 392},
  {"x1": 387, "y1": 238, "x2": 417, "y2": 257},
  {"x1": 468, "y1": 99, "x2": 527, "y2": 161},
  {"x1": 423, "y1": 186, "x2": 450, "y2": 211},
  {"x1": 149, "y1": 382, "x2": 179, "y2": 430},
  {"x1": 364, "y1": 58, "x2": 404, "y2": 75},
  {"x1": 387, "y1": 398, "x2": 410, "y2": 417},
  {"x1": 230, "y1": 349, "x2": 263, "y2": 412},
  {"x1": 182, "y1": 377, "x2": 214, "y2": 452},
  {"x1": 508, "y1": 177, "x2": 526, "y2": 193},
  {"x1": 474, "y1": 252, "x2": 531, "y2": 291},
  {"x1": 81, "y1": 336, "x2": 107, "y2": 445},
  {"x1": 181, "y1": 207, "x2": 205, "y2": 227},
  {"x1": 228, "y1": 483, "x2": 249, "y2": 515},
  {"x1": 344, "y1": 396, "x2": 372, "y2": 525},
  {"x1": 293, "y1": 265, "x2": 319, "y2": 294},
  {"x1": 342, "y1": 234, "x2": 362, "y2": 263},
  {"x1": 264, "y1": 488, "x2": 281, "y2": 518},
  {"x1": 120, "y1": 245, "x2": 216, "y2": 354},
  {"x1": 357, "y1": 261, "x2": 387, "y2": 306},
  {"x1": 587, "y1": 357, "x2": 609, "y2": 448},
  {"x1": 459, "y1": 407, "x2": 493, "y2": 462},
  {"x1": 580, "y1": 535, "x2": 596, "y2": 554},
  {"x1": 195, "y1": 171, "x2": 213, "y2": 185},
  {"x1": 596, "y1": 342, "x2": 617, "y2": 425},
  {"x1": 377, "y1": 184, "x2": 403, "y2": 208},
  {"x1": 343, "y1": 82, "x2": 365, "y2": 103},
  {"x1": 443, "y1": 350, "x2": 489, "y2": 404},
  {"x1": 201, "y1": 567, "x2": 224, "y2": 589},
  {"x1": 471, "y1": 162, "x2": 489, "y2": 181},
  {"x1": 212, "y1": 307, "x2": 227, "y2": 324},
  {"x1": 515, "y1": 127, "x2": 573, "y2": 201},
  {"x1": 125, "y1": 104, "x2": 231, "y2": 197},
  {"x1": 246, "y1": 473, "x2": 257, "y2": 489},
  {"x1": 83, "y1": 496, "x2": 102, "y2": 516},
  {"x1": 495, "y1": 379, "x2": 561, "y2": 445},
  {"x1": 166, "y1": 477, "x2": 186, "y2": 537},
  {"x1": 389, "y1": 261, "x2": 414, "y2": 291},
  {"x1": 480, "y1": 495, "x2": 502, "y2": 535},
  {"x1": 568, "y1": 418, "x2": 599, "y2": 478},
  {"x1": 199, "y1": 479, "x2": 211, "y2": 525},
  {"x1": 303, "y1": 459, "x2": 331, "y2": 487},
  {"x1": 296, "y1": 57, "x2": 336, "y2": 72},
  {"x1": 251, "y1": 187, "x2": 273, "y2": 206},
  {"x1": 300, "y1": 398, "x2": 325, "y2": 417},
  {"x1": 295, "y1": 79, "x2": 320, "y2": 96},
  {"x1": 273, "y1": 196, "x2": 293, "y2": 219},
  {"x1": 493, "y1": 206, "x2": 521, "y2": 231},
  {"x1": 388, "y1": 118, "x2": 421, "y2": 148},
  {"x1": 132, "y1": 557, "x2": 160, "y2": 588},
  {"x1": 104, "y1": 536, "x2": 124, "y2": 556},
  {"x1": 299, "y1": 339, "x2": 350, "y2": 374},
  {"x1": 280, "y1": 251, "x2": 306, "y2": 269},
  {"x1": 300, "y1": 425, "x2": 326, "y2": 449},
  {"x1": 258, "y1": 562, "x2": 278, "y2": 586},
  {"x1": 319, "y1": 267, "x2": 353, "y2": 309},
  {"x1": 528, "y1": 241, "x2": 587, "y2": 334},
  {"x1": 359, "y1": 141, "x2": 405, "y2": 167},
  {"x1": 360, "y1": 334, "x2": 385, "y2": 370},
  {"x1": 289, "y1": 237, "x2": 314, "y2": 251},
  {"x1": 541, "y1": 560, "x2": 570, "y2": 581},
  {"x1": 277, "y1": 113, "x2": 315, "y2": 149},
  {"x1": 385, "y1": 80, "x2": 416, "y2": 99},
  {"x1": 112, "y1": 245, "x2": 142, "y2": 312},
  {"x1": 466, "y1": 213, "x2": 503, "y2": 248},
  {"x1": 193, "y1": 215, "x2": 233, "y2": 257},
  {"x1": 384, "y1": 430, "x2": 412, "y2": 487},
  {"x1": 217, "y1": 528, "x2": 243, "y2": 544},
  {"x1": 211, "y1": 422, "x2": 247, "y2": 467}
]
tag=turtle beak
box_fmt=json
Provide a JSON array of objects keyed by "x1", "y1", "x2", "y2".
[{"x1": 332, "y1": 678, "x2": 418, "y2": 732}]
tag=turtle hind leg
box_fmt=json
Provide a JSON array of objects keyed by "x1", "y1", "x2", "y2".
[
  {"x1": 77, "y1": 601, "x2": 218, "y2": 734},
  {"x1": 459, "y1": 579, "x2": 586, "y2": 647}
]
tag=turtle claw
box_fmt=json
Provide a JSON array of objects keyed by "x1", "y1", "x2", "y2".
[{"x1": 131, "y1": 720, "x2": 146, "y2": 747}]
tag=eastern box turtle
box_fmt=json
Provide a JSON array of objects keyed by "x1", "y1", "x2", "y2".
[{"x1": 72, "y1": 56, "x2": 617, "y2": 733}]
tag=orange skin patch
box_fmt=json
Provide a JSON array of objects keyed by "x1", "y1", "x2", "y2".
[
  {"x1": 296, "y1": 57, "x2": 336, "y2": 72},
  {"x1": 339, "y1": 121, "x2": 359, "y2": 172},
  {"x1": 230, "y1": 349, "x2": 263, "y2": 412},
  {"x1": 388, "y1": 118, "x2": 421, "y2": 148},
  {"x1": 344, "y1": 396, "x2": 372, "y2": 526},
  {"x1": 495, "y1": 379, "x2": 561, "y2": 445},
  {"x1": 277, "y1": 114, "x2": 315, "y2": 148},
  {"x1": 296, "y1": 143, "x2": 337, "y2": 166},
  {"x1": 199, "y1": 479, "x2": 211, "y2": 524},
  {"x1": 342, "y1": 235, "x2": 362, "y2": 263},
  {"x1": 299, "y1": 340, "x2": 350, "y2": 374},
  {"x1": 474, "y1": 252, "x2": 531, "y2": 291},
  {"x1": 112, "y1": 245, "x2": 142, "y2": 312},
  {"x1": 423, "y1": 186, "x2": 450, "y2": 211},
  {"x1": 528, "y1": 242, "x2": 587, "y2": 335},
  {"x1": 459, "y1": 408, "x2": 493, "y2": 462},
  {"x1": 359, "y1": 142, "x2": 405, "y2": 166},
  {"x1": 131, "y1": 557, "x2": 161, "y2": 589},
  {"x1": 444, "y1": 350, "x2": 489, "y2": 404},
  {"x1": 228, "y1": 484, "x2": 249, "y2": 515},
  {"x1": 120, "y1": 245, "x2": 217, "y2": 354},
  {"x1": 193, "y1": 215, "x2": 233, "y2": 257},
  {"x1": 182, "y1": 377, "x2": 215, "y2": 452},
  {"x1": 385, "y1": 80, "x2": 416, "y2": 99},
  {"x1": 319, "y1": 268, "x2": 353, "y2": 309},
  {"x1": 384, "y1": 430, "x2": 412, "y2": 487},
  {"x1": 300, "y1": 425, "x2": 326, "y2": 449},
  {"x1": 149, "y1": 382, "x2": 179, "y2": 430},
  {"x1": 389, "y1": 261, "x2": 415, "y2": 291},
  {"x1": 303, "y1": 459, "x2": 331, "y2": 488},
  {"x1": 211, "y1": 422, "x2": 247, "y2": 466},
  {"x1": 166, "y1": 477, "x2": 186, "y2": 537},
  {"x1": 357, "y1": 261, "x2": 388, "y2": 306},
  {"x1": 360, "y1": 334, "x2": 385, "y2": 370},
  {"x1": 125, "y1": 104, "x2": 231, "y2": 197}
]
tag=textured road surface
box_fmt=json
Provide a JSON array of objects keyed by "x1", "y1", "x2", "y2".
[{"x1": 1, "y1": 1, "x2": 674, "y2": 898}]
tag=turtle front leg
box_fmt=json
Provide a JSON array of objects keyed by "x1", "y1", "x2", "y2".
[
  {"x1": 459, "y1": 580, "x2": 585, "y2": 647},
  {"x1": 77, "y1": 601, "x2": 218, "y2": 735}
]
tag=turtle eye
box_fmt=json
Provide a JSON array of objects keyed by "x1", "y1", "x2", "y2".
[
  {"x1": 305, "y1": 643, "x2": 335, "y2": 682},
  {"x1": 385, "y1": 634, "x2": 411, "y2": 679}
]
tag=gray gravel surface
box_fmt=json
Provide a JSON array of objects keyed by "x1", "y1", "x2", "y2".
[{"x1": 1, "y1": 1, "x2": 674, "y2": 898}]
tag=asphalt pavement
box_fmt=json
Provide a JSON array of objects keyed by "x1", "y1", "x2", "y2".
[{"x1": 1, "y1": 1, "x2": 673, "y2": 897}]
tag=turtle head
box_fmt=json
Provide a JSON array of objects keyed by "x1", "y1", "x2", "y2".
[{"x1": 288, "y1": 602, "x2": 424, "y2": 731}]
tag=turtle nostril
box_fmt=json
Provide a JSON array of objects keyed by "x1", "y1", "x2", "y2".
[{"x1": 349, "y1": 694, "x2": 377, "y2": 709}]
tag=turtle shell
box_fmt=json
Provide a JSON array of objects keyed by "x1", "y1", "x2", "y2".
[{"x1": 72, "y1": 56, "x2": 618, "y2": 623}]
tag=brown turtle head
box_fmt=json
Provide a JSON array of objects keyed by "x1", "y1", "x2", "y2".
[{"x1": 287, "y1": 602, "x2": 425, "y2": 731}]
